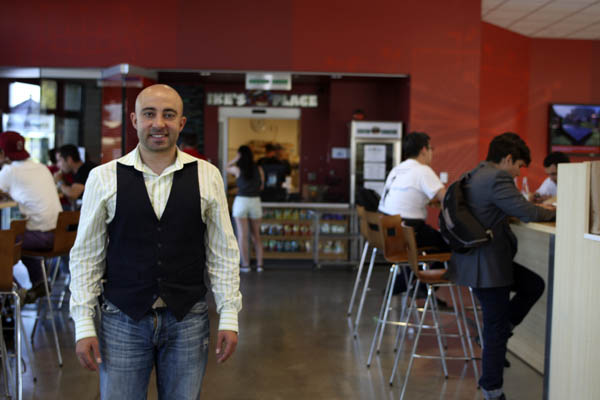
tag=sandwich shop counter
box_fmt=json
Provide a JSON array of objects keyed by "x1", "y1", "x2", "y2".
[{"x1": 259, "y1": 202, "x2": 360, "y2": 268}]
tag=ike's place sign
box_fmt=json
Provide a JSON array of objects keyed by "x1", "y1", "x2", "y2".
[{"x1": 206, "y1": 92, "x2": 318, "y2": 108}]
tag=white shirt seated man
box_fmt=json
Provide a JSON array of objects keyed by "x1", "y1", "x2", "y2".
[
  {"x1": 533, "y1": 151, "x2": 569, "y2": 203},
  {"x1": 378, "y1": 131, "x2": 448, "y2": 251},
  {"x1": 0, "y1": 131, "x2": 62, "y2": 303}
]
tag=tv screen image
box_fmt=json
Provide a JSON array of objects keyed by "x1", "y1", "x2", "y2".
[{"x1": 549, "y1": 104, "x2": 600, "y2": 155}]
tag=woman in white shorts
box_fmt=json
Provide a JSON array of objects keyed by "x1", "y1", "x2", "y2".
[{"x1": 226, "y1": 146, "x2": 265, "y2": 272}]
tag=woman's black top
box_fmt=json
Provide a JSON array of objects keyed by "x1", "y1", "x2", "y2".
[{"x1": 236, "y1": 165, "x2": 261, "y2": 197}]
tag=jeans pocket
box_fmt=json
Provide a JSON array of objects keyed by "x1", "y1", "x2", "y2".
[
  {"x1": 101, "y1": 299, "x2": 121, "y2": 314},
  {"x1": 188, "y1": 301, "x2": 208, "y2": 314}
]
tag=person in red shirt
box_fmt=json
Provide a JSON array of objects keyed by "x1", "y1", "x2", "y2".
[{"x1": 179, "y1": 132, "x2": 207, "y2": 161}]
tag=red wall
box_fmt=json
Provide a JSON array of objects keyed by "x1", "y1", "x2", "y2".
[
  {"x1": 0, "y1": 0, "x2": 482, "y2": 188},
  {"x1": 480, "y1": 22, "x2": 600, "y2": 190},
  {"x1": 3, "y1": 2, "x2": 599, "y2": 196},
  {"x1": 480, "y1": 24, "x2": 530, "y2": 161}
]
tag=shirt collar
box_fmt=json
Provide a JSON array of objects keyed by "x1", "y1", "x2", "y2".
[{"x1": 119, "y1": 146, "x2": 187, "y2": 177}]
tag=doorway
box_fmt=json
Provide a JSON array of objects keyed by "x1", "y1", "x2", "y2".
[{"x1": 218, "y1": 107, "x2": 301, "y2": 198}]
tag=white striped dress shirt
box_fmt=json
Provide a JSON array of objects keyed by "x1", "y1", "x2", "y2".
[{"x1": 69, "y1": 147, "x2": 241, "y2": 342}]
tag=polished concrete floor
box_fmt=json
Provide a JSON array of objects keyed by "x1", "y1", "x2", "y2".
[{"x1": 3, "y1": 263, "x2": 543, "y2": 399}]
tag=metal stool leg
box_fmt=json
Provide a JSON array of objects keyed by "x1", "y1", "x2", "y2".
[
  {"x1": 469, "y1": 286, "x2": 484, "y2": 347},
  {"x1": 58, "y1": 272, "x2": 71, "y2": 310},
  {"x1": 347, "y1": 241, "x2": 369, "y2": 317},
  {"x1": 13, "y1": 290, "x2": 23, "y2": 400},
  {"x1": 374, "y1": 264, "x2": 398, "y2": 354},
  {"x1": 428, "y1": 286, "x2": 449, "y2": 377},
  {"x1": 458, "y1": 286, "x2": 480, "y2": 382},
  {"x1": 367, "y1": 264, "x2": 396, "y2": 367},
  {"x1": 33, "y1": 258, "x2": 63, "y2": 367},
  {"x1": 389, "y1": 278, "x2": 420, "y2": 385},
  {"x1": 447, "y1": 285, "x2": 469, "y2": 359},
  {"x1": 399, "y1": 286, "x2": 433, "y2": 400},
  {"x1": 353, "y1": 247, "x2": 377, "y2": 336},
  {"x1": 392, "y1": 268, "x2": 415, "y2": 352},
  {"x1": 0, "y1": 306, "x2": 11, "y2": 398}
]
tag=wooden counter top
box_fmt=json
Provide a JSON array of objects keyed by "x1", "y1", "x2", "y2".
[{"x1": 511, "y1": 220, "x2": 556, "y2": 235}]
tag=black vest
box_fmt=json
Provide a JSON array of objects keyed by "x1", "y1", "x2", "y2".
[{"x1": 104, "y1": 162, "x2": 207, "y2": 321}]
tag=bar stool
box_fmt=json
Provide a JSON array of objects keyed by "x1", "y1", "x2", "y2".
[
  {"x1": 21, "y1": 210, "x2": 80, "y2": 367},
  {"x1": 347, "y1": 205, "x2": 369, "y2": 319},
  {"x1": 347, "y1": 206, "x2": 388, "y2": 336},
  {"x1": 366, "y1": 213, "x2": 441, "y2": 367},
  {"x1": 0, "y1": 219, "x2": 27, "y2": 400},
  {"x1": 393, "y1": 222, "x2": 479, "y2": 399}
]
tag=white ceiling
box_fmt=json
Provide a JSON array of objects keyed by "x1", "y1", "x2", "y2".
[{"x1": 482, "y1": 0, "x2": 600, "y2": 39}]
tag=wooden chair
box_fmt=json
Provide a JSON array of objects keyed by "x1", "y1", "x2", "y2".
[
  {"x1": 0, "y1": 219, "x2": 27, "y2": 400},
  {"x1": 391, "y1": 222, "x2": 479, "y2": 399},
  {"x1": 21, "y1": 210, "x2": 80, "y2": 367}
]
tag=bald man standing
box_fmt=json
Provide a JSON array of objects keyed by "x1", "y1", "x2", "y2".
[{"x1": 70, "y1": 85, "x2": 241, "y2": 399}]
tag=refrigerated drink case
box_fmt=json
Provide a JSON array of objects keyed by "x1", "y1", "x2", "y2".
[{"x1": 350, "y1": 121, "x2": 402, "y2": 205}]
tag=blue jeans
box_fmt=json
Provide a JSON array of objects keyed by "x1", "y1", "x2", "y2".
[
  {"x1": 472, "y1": 263, "x2": 545, "y2": 397},
  {"x1": 99, "y1": 299, "x2": 210, "y2": 400}
]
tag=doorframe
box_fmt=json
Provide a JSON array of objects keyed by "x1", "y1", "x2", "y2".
[{"x1": 218, "y1": 107, "x2": 301, "y2": 182}]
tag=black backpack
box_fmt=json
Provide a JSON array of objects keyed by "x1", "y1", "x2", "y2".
[{"x1": 439, "y1": 168, "x2": 493, "y2": 253}]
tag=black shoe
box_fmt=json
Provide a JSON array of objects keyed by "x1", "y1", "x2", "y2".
[{"x1": 24, "y1": 282, "x2": 46, "y2": 304}]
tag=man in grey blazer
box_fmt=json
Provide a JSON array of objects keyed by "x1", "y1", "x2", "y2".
[{"x1": 448, "y1": 133, "x2": 555, "y2": 400}]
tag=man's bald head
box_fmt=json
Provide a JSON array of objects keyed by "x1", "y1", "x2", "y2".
[
  {"x1": 135, "y1": 84, "x2": 184, "y2": 115},
  {"x1": 130, "y1": 84, "x2": 187, "y2": 158}
]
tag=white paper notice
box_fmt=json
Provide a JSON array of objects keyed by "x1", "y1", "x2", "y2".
[
  {"x1": 363, "y1": 181, "x2": 385, "y2": 196},
  {"x1": 363, "y1": 162, "x2": 387, "y2": 180},
  {"x1": 364, "y1": 145, "x2": 386, "y2": 162}
]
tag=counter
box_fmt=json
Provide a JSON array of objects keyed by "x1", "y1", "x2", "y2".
[
  {"x1": 509, "y1": 220, "x2": 555, "y2": 376},
  {"x1": 258, "y1": 202, "x2": 359, "y2": 267}
]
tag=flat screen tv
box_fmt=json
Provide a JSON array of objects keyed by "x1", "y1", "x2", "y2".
[{"x1": 549, "y1": 103, "x2": 600, "y2": 155}]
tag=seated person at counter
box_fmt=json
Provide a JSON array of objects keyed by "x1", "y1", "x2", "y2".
[
  {"x1": 258, "y1": 143, "x2": 290, "y2": 202},
  {"x1": 0, "y1": 131, "x2": 62, "y2": 303},
  {"x1": 378, "y1": 131, "x2": 449, "y2": 295},
  {"x1": 532, "y1": 151, "x2": 569, "y2": 204},
  {"x1": 448, "y1": 132, "x2": 555, "y2": 400},
  {"x1": 55, "y1": 144, "x2": 97, "y2": 204},
  {"x1": 378, "y1": 131, "x2": 448, "y2": 250}
]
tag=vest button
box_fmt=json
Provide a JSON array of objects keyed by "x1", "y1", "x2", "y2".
[
  {"x1": 158, "y1": 243, "x2": 162, "y2": 248},
  {"x1": 157, "y1": 227, "x2": 162, "y2": 232},
  {"x1": 157, "y1": 261, "x2": 162, "y2": 266}
]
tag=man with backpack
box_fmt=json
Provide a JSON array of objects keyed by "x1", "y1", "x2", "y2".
[{"x1": 448, "y1": 132, "x2": 555, "y2": 400}]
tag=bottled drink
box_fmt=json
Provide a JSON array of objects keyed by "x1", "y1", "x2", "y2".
[{"x1": 521, "y1": 177, "x2": 530, "y2": 200}]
